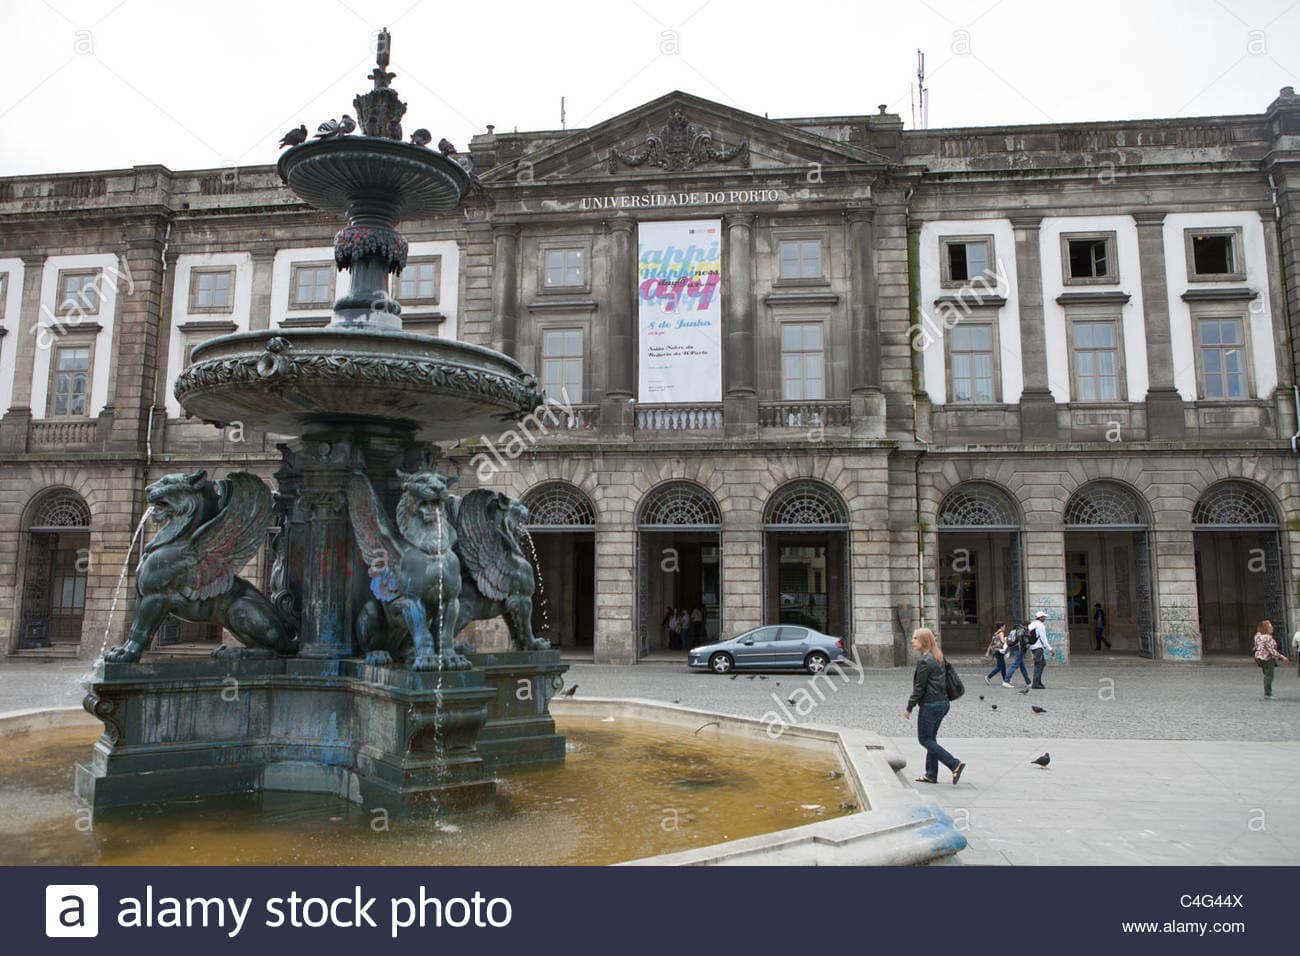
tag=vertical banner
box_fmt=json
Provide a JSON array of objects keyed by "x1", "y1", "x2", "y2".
[{"x1": 637, "y1": 220, "x2": 723, "y2": 403}]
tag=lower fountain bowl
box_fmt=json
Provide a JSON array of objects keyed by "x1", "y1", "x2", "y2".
[{"x1": 175, "y1": 328, "x2": 545, "y2": 440}]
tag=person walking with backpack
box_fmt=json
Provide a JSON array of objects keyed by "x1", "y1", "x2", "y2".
[
  {"x1": 1002, "y1": 619, "x2": 1032, "y2": 689},
  {"x1": 1253, "y1": 619, "x2": 1289, "y2": 699},
  {"x1": 985, "y1": 622, "x2": 1008, "y2": 685},
  {"x1": 905, "y1": 627, "x2": 965, "y2": 786},
  {"x1": 1028, "y1": 610, "x2": 1055, "y2": 689}
]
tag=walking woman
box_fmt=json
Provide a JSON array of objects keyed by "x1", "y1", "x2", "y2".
[
  {"x1": 985, "y1": 621, "x2": 1008, "y2": 685},
  {"x1": 1253, "y1": 619, "x2": 1290, "y2": 699},
  {"x1": 905, "y1": 627, "x2": 966, "y2": 785}
]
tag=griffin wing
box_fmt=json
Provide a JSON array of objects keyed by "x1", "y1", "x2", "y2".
[
  {"x1": 184, "y1": 472, "x2": 272, "y2": 601},
  {"x1": 346, "y1": 472, "x2": 403, "y2": 572},
  {"x1": 454, "y1": 489, "x2": 518, "y2": 601}
]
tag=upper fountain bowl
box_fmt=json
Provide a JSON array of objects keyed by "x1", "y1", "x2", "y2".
[{"x1": 277, "y1": 136, "x2": 470, "y2": 219}]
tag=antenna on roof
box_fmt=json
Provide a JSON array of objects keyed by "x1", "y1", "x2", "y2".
[
  {"x1": 912, "y1": 49, "x2": 929, "y2": 130},
  {"x1": 561, "y1": 96, "x2": 566, "y2": 131}
]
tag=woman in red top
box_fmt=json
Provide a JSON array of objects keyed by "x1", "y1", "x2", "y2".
[{"x1": 1252, "y1": 620, "x2": 1289, "y2": 699}]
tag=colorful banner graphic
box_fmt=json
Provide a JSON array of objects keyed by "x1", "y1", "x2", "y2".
[{"x1": 637, "y1": 219, "x2": 723, "y2": 403}]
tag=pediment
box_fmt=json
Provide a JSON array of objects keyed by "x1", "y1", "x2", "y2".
[{"x1": 480, "y1": 91, "x2": 893, "y2": 185}]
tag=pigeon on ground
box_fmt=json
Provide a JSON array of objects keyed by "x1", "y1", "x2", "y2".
[
  {"x1": 560, "y1": 684, "x2": 578, "y2": 698},
  {"x1": 1019, "y1": 686, "x2": 1031, "y2": 695},
  {"x1": 991, "y1": 704, "x2": 998, "y2": 710},
  {"x1": 410, "y1": 128, "x2": 433, "y2": 147},
  {"x1": 1032, "y1": 752, "x2": 1051, "y2": 768},
  {"x1": 1032, "y1": 705, "x2": 1047, "y2": 714},
  {"x1": 438, "y1": 137, "x2": 457, "y2": 155},
  {"x1": 672, "y1": 698, "x2": 681, "y2": 704},
  {"x1": 978, "y1": 695, "x2": 984, "y2": 701},
  {"x1": 759, "y1": 676, "x2": 768, "y2": 681},
  {"x1": 729, "y1": 674, "x2": 738, "y2": 680},
  {"x1": 747, "y1": 675, "x2": 757, "y2": 680},
  {"x1": 786, "y1": 697, "x2": 796, "y2": 705},
  {"x1": 278, "y1": 124, "x2": 308, "y2": 148},
  {"x1": 314, "y1": 115, "x2": 356, "y2": 140}
]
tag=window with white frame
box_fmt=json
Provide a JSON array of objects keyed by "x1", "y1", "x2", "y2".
[
  {"x1": 289, "y1": 262, "x2": 334, "y2": 308},
  {"x1": 540, "y1": 328, "x2": 583, "y2": 403},
  {"x1": 1070, "y1": 317, "x2": 1123, "y2": 401},
  {"x1": 49, "y1": 344, "x2": 92, "y2": 417},
  {"x1": 1185, "y1": 227, "x2": 1245, "y2": 281},
  {"x1": 778, "y1": 239, "x2": 823, "y2": 281},
  {"x1": 57, "y1": 269, "x2": 101, "y2": 315},
  {"x1": 543, "y1": 248, "x2": 586, "y2": 290},
  {"x1": 1196, "y1": 316, "x2": 1249, "y2": 399},
  {"x1": 946, "y1": 321, "x2": 997, "y2": 402},
  {"x1": 780, "y1": 322, "x2": 825, "y2": 400},
  {"x1": 1062, "y1": 232, "x2": 1117, "y2": 284},
  {"x1": 398, "y1": 257, "x2": 440, "y2": 304},
  {"x1": 940, "y1": 236, "x2": 993, "y2": 287},
  {"x1": 188, "y1": 267, "x2": 234, "y2": 313}
]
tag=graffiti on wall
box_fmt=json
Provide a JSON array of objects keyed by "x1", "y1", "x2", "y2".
[
  {"x1": 1029, "y1": 593, "x2": 1068, "y2": 663},
  {"x1": 1159, "y1": 602, "x2": 1199, "y2": 659}
]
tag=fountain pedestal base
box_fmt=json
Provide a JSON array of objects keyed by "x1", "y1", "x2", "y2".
[{"x1": 74, "y1": 656, "x2": 562, "y2": 818}]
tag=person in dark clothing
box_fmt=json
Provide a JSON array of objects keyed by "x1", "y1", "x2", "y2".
[
  {"x1": 1094, "y1": 603, "x2": 1111, "y2": 650},
  {"x1": 662, "y1": 606, "x2": 677, "y2": 650},
  {"x1": 905, "y1": 627, "x2": 965, "y2": 785}
]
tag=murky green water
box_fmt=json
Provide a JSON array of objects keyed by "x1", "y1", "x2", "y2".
[{"x1": 0, "y1": 717, "x2": 852, "y2": 865}]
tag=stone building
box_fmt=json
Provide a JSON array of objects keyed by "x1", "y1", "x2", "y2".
[{"x1": 2, "y1": 87, "x2": 1299, "y2": 667}]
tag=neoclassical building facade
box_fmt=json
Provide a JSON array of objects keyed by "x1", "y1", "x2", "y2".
[{"x1": 2, "y1": 87, "x2": 1299, "y2": 666}]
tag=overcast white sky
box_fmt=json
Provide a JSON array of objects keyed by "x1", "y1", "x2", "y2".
[{"x1": 0, "y1": 0, "x2": 1296, "y2": 177}]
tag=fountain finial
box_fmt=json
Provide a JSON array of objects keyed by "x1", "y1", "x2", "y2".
[
  {"x1": 355, "y1": 27, "x2": 405, "y2": 138},
  {"x1": 369, "y1": 28, "x2": 395, "y2": 90}
]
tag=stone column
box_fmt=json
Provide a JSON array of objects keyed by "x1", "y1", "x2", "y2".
[
  {"x1": 602, "y1": 217, "x2": 636, "y2": 437},
  {"x1": 1022, "y1": 523, "x2": 1068, "y2": 664},
  {"x1": 847, "y1": 207, "x2": 886, "y2": 438},
  {"x1": 108, "y1": 219, "x2": 170, "y2": 452},
  {"x1": 292, "y1": 439, "x2": 359, "y2": 659},
  {"x1": 247, "y1": 246, "x2": 277, "y2": 332},
  {"x1": 1011, "y1": 215, "x2": 1060, "y2": 441},
  {"x1": 1133, "y1": 211, "x2": 1185, "y2": 439},
  {"x1": 490, "y1": 223, "x2": 520, "y2": 359},
  {"x1": 0, "y1": 254, "x2": 45, "y2": 452},
  {"x1": 593, "y1": 525, "x2": 635, "y2": 664},
  {"x1": 720, "y1": 526, "x2": 763, "y2": 638},
  {"x1": 1151, "y1": 520, "x2": 1203, "y2": 661},
  {"x1": 723, "y1": 213, "x2": 758, "y2": 437}
]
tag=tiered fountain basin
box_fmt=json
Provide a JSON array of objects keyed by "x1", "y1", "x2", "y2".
[{"x1": 5, "y1": 698, "x2": 965, "y2": 866}]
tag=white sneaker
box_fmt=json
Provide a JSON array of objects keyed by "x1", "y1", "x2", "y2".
[
  {"x1": 1001, "y1": 682, "x2": 1013, "y2": 688},
  {"x1": 985, "y1": 675, "x2": 992, "y2": 685}
]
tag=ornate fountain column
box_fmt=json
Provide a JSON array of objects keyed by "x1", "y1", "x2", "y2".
[{"x1": 292, "y1": 439, "x2": 358, "y2": 658}]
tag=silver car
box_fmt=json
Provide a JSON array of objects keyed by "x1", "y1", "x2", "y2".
[{"x1": 687, "y1": 625, "x2": 849, "y2": 674}]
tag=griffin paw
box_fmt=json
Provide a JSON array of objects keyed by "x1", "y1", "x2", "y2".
[
  {"x1": 524, "y1": 638, "x2": 552, "y2": 650},
  {"x1": 364, "y1": 650, "x2": 394, "y2": 666},
  {"x1": 103, "y1": 643, "x2": 143, "y2": 663},
  {"x1": 410, "y1": 653, "x2": 441, "y2": 672},
  {"x1": 439, "y1": 651, "x2": 473, "y2": 671}
]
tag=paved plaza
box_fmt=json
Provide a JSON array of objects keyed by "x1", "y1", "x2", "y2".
[{"x1": 2, "y1": 656, "x2": 1297, "y2": 865}]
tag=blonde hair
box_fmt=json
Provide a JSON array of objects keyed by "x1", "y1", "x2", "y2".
[
  {"x1": 1258, "y1": 620, "x2": 1272, "y2": 634},
  {"x1": 913, "y1": 627, "x2": 944, "y2": 662}
]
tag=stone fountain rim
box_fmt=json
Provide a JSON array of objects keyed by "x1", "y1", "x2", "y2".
[
  {"x1": 0, "y1": 702, "x2": 965, "y2": 867},
  {"x1": 276, "y1": 135, "x2": 471, "y2": 210}
]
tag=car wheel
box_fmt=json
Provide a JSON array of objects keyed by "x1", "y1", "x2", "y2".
[
  {"x1": 805, "y1": 652, "x2": 830, "y2": 674},
  {"x1": 709, "y1": 653, "x2": 734, "y2": 674}
]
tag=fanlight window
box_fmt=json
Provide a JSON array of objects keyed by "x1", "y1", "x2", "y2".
[
  {"x1": 522, "y1": 482, "x2": 596, "y2": 529},
  {"x1": 1193, "y1": 482, "x2": 1278, "y2": 528},
  {"x1": 29, "y1": 491, "x2": 91, "y2": 530},
  {"x1": 638, "y1": 482, "x2": 721, "y2": 529},
  {"x1": 937, "y1": 484, "x2": 1019, "y2": 530},
  {"x1": 764, "y1": 480, "x2": 848, "y2": 529},
  {"x1": 1064, "y1": 483, "x2": 1147, "y2": 528}
]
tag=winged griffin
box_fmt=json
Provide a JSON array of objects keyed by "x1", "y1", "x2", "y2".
[
  {"x1": 347, "y1": 468, "x2": 468, "y2": 671},
  {"x1": 103, "y1": 470, "x2": 298, "y2": 663}
]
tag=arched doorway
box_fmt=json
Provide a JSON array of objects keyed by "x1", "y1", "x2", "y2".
[
  {"x1": 763, "y1": 480, "x2": 850, "y2": 644},
  {"x1": 636, "y1": 482, "x2": 721, "y2": 657},
  {"x1": 18, "y1": 489, "x2": 91, "y2": 649},
  {"x1": 521, "y1": 482, "x2": 596, "y2": 652},
  {"x1": 1063, "y1": 481, "x2": 1154, "y2": 656},
  {"x1": 1194, "y1": 481, "x2": 1286, "y2": 655},
  {"x1": 936, "y1": 482, "x2": 1023, "y2": 653}
]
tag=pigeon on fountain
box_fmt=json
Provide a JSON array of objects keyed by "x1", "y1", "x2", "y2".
[
  {"x1": 560, "y1": 684, "x2": 578, "y2": 698},
  {"x1": 278, "y1": 125, "x2": 308, "y2": 148},
  {"x1": 438, "y1": 137, "x2": 456, "y2": 155},
  {"x1": 410, "y1": 128, "x2": 433, "y2": 147},
  {"x1": 315, "y1": 115, "x2": 356, "y2": 140}
]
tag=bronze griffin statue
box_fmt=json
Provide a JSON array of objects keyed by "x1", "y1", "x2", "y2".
[{"x1": 103, "y1": 470, "x2": 298, "y2": 663}]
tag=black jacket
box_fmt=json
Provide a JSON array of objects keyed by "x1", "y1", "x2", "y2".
[{"x1": 907, "y1": 653, "x2": 948, "y2": 713}]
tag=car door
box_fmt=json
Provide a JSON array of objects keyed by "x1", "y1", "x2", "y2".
[
  {"x1": 734, "y1": 626, "x2": 782, "y2": 667},
  {"x1": 776, "y1": 626, "x2": 810, "y2": 667}
]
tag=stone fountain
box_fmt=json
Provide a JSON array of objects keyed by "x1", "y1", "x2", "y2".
[{"x1": 75, "y1": 31, "x2": 567, "y2": 818}]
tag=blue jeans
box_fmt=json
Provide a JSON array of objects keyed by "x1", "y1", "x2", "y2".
[
  {"x1": 986, "y1": 652, "x2": 1007, "y2": 681},
  {"x1": 1031, "y1": 648, "x2": 1047, "y2": 686},
  {"x1": 1006, "y1": 648, "x2": 1030, "y2": 685},
  {"x1": 916, "y1": 700, "x2": 960, "y2": 780}
]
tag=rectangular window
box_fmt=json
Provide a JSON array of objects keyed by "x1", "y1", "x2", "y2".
[
  {"x1": 1062, "y1": 232, "x2": 1117, "y2": 283},
  {"x1": 0, "y1": 272, "x2": 7, "y2": 320},
  {"x1": 940, "y1": 237, "x2": 993, "y2": 287},
  {"x1": 1197, "y1": 317, "x2": 1247, "y2": 399},
  {"x1": 398, "y1": 257, "x2": 440, "y2": 304},
  {"x1": 50, "y1": 345, "x2": 91, "y2": 417},
  {"x1": 947, "y1": 322, "x2": 996, "y2": 402},
  {"x1": 1185, "y1": 227, "x2": 1245, "y2": 281},
  {"x1": 57, "y1": 269, "x2": 101, "y2": 315},
  {"x1": 1071, "y1": 319, "x2": 1122, "y2": 401},
  {"x1": 188, "y1": 268, "x2": 234, "y2": 312},
  {"x1": 289, "y1": 263, "x2": 334, "y2": 308},
  {"x1": 540, "y1": 328, "x2": 583, "y2": 403},
  {"x1": 543, "y1": 248, "x2": 586, "y2": 289},
  {"x1": 780, "y1": 322, "x2": 825, "y2": 400},
  {"x1": 778, "y1": 239, "x2": 823, "y2": 280}
]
